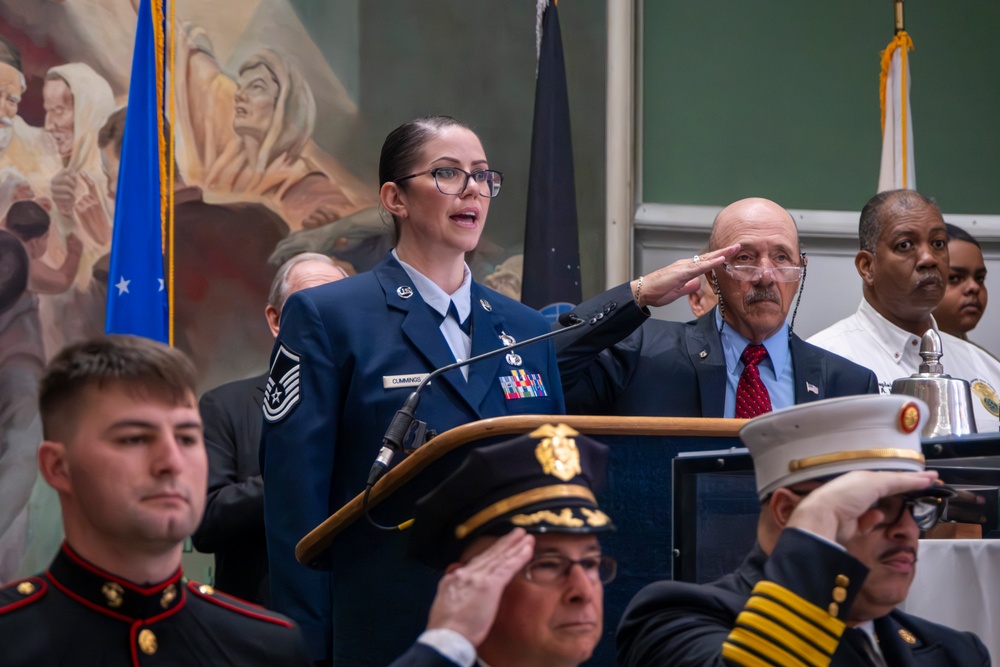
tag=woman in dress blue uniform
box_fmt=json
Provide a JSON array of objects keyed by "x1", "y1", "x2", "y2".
[{"x1": 260, "y1": 116, "x2": 565, "y2": 665}]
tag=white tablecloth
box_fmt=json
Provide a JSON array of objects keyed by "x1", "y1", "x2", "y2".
[{"x1": 897, "y1": 539, "x2": 1000, "y2": 659}]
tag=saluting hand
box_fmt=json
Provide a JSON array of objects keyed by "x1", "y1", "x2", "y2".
[
  {"x1": 787, "y1": 469, "x2": 940, "y2": 546},
  {"x1": 425, "y1": 528, "x2": 535, "y2": 646},
  {"x1": 630, "y1": 244, "x2": 740, "y2": 310}
]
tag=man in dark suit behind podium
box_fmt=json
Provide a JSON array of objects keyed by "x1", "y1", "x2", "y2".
[
  {"x1": 618, "y1": 394, "x2": 990, "y2": 666},
  {"x1": 191, "y1": 253, "x2": 347, "y2": 604},
  {"x1": 557, "y1": 197, "x2": 877, "y2": 418}
]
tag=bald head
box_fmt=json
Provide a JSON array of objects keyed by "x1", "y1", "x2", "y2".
[
  {"x1": 708, "y1": 198, "x2": 804, "y2": 343},
  {"x1": 709, "y1": 198, "x2": 798, "y2": 252}
]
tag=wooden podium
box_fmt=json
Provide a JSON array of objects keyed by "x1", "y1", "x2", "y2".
[{"x1": 295, "y1": 414, "x2": 745, "y2": 667}]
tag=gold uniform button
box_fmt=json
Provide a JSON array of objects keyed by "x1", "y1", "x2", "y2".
[
  {"x1": 16, "y1": 582, "x2": 35, "y2": 595},
  {"x1": 832, "y1": 586, "x2": 847, "y2": 603},
  {"x1": 138, "y1": 628, "x2": 157, "y2": 655},
  {"x1": 198, "y1": 584, "x2": 215, "y2": 595},
  {"x1": 828, "y1": 602, "x2": 839, "y2": 616},
  {"x1": 834, "y1": 574, "x2": 850, "y2": 587}
]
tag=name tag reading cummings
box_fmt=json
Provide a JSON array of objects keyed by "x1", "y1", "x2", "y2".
[{"x1": 383, "y1": 373, "x2": 429, "y2": 389}]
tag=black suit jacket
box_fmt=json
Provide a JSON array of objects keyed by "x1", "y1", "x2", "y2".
[
  {"x1": 191, "y1": 373, "x2": 269, "y2": 604},
  {"x1": 618, "y1": 529, "x2": 990, "y2": 666},
  {"x1": 557, "y1": 283, "x2": 878, "y2": 416}
]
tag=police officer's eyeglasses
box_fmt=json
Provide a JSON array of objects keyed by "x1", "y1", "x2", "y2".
[
  {"x1": 396, "y1": 167, "x2": 504, "y2": 198},
  {"x1": 522, "y1": 554, "x2": 617, "y2": 586}
]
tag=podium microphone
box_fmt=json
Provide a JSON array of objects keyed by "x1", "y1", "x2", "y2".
[{"x1": 365, "y1": 311, "x2": 587, "y2": 489}]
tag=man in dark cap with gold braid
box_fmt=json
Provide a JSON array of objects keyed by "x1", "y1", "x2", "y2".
[{"x1": 390, "y1": 424, "x2": 616, "y2": 667}]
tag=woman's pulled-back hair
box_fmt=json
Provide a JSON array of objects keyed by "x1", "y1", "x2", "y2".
[{"x1": 378, "y1": 115, "x2": 470, "y2": 187}]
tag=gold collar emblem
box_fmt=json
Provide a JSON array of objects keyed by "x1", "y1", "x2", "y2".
[
  {"x1": 532, "y1": 424, "x2": 582, "y2": 482},
  {"x1": 102, "y1": 582, "x2": 124, "y2": 608},
  {"x1": 160, "y1": 584, "x2": 177, "y2": 609},
  {"x1": 898, "y1": 628, "x2": 917, "y2": 644}
]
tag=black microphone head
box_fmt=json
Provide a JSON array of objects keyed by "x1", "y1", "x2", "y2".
[{"x1": 558, "y1": 311, "x2": 582, "y2": 326}]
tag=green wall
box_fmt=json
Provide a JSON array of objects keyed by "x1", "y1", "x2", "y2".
[{"x1": 642, "y1": 1, "x2": 1000, "y2": 213}]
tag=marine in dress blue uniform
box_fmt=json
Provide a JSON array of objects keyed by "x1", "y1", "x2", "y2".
[
  {"x1": 0, "y1": 543, "x2": 310, "y2": 666},
  {"x1": 260, "y1": 252, "x2": 564, "y2": 664}
]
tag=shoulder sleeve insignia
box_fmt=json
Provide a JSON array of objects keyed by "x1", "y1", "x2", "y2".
[
  {"x1": 0, "y1": 577, "x2": 47, "y2": 615},
  {"x1": 187, "y1": 581, "x2": 294, "y2": 628},
  {"x1": 263, "y1": 344, "x2": 302, "y2": 424}
]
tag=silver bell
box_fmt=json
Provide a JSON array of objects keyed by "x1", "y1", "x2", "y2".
[{"x1": 891, "y1": 330, "x2": 978, "y2": 437}]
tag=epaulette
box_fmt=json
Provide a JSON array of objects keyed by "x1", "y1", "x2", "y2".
[
  {"x1": 0, "y1": 577, "x2": 47, "y2": 615},
  {"x1": 185, "y1": 582, "x2": 294, "y2": 628}
]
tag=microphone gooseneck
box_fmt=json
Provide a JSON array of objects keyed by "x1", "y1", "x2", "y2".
[{"x1": 362, "y1": 315, "x2": 592, "y2": 530}]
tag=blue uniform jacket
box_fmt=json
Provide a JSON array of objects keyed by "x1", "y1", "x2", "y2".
[{"x1": 260, "y1": 254, "x2": 564, "y2": 662}]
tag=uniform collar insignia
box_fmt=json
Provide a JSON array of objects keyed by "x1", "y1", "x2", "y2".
[{"x1": 48, "y1": 543, "x2": 186, "y2": 621}]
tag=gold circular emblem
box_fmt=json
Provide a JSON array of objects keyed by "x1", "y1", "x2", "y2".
[
  {"x1": 101, "y1": 582, "x2": 124, "y2": 608},
  {"x1": 898, "y1": 402, "x2": 920, "y2": 434},
  {"x1": 16, "y1": 581, "x2": 35, "y2": 595},
  {"x1": 898, "y1": 627, "x2": 917, "y2": 644},
  {"x1": 138, "y1": 628, "x2": 158, "y2": 655},
  {"x1": 198, "y1": 584, "x2": 215, "y2": 595}
]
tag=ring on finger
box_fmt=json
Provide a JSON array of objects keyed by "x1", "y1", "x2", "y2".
[{"x1": 692, "y1": 254, "x2": 701, "y2": 264}]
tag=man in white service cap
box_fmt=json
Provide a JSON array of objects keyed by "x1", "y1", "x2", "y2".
[{"x1": 618, "y1": 394, "x2": 990, "y2": 667}]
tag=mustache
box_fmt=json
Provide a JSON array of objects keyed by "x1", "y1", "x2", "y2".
[
  {"x1": 916, "y1": 272, "x2": 943, "y2": 289},
  {"x1": 880, "y1": 545, "x2": 917, "y2": 562},
  {"x1": 744, "y1": 286, "x2": 781, "y2": 306}
]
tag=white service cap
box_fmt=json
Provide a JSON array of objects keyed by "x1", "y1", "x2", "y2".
[{"x1": 740, "y1": 395, "x2": 928, "y2": 499}]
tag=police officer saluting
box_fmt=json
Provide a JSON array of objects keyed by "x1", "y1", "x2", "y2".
[{"x1": 0, "y1": 336, "x2": 310, "y2": 666}]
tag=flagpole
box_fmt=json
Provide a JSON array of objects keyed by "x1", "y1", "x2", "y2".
[{"x1": 894, "y1": 0, "x2": 904, "y2": 34}]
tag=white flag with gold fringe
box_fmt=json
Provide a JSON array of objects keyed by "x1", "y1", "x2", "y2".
[{"x1": 878, "y1": 31, "x2": 916, "y2": 191}]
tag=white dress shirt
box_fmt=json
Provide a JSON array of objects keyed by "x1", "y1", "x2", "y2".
[{"x1": 808, "y1": 299, "x2": 1000, "y2": 432}]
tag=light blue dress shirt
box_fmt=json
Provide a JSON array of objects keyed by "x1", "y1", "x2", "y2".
[
  {"x1": 716, "y1": 308, "x2": 794, "y2": 417},
  {"x1": 393, "y1": 249, "x2": 473, "y2": 380}
]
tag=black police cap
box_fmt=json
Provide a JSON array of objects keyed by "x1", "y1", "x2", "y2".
[{"x1": 407, "y1": 424, "x2": 615, "y2": 569}]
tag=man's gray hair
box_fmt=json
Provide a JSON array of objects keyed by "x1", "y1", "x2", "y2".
[{"x1": 267, "y1": 252, "x2": 345, "y2": 312}]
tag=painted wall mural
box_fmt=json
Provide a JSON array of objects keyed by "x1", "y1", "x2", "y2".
[
  {"x1": 0, "y1": 0, "x2": 393, "y2": 583},
  {"x1": 0, "y1": 0, "x2": 607, "y2": 584}
]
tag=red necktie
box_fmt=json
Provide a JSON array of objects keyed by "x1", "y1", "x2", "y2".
[{"x1": 736, "y1": 344, "x2": 772, "y2": 418}]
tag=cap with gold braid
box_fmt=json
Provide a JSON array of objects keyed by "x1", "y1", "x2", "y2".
[
  {"x1": 407, "y1": 424, "x2": 615, "y2": 569},
  {"x1": 741, "y1": 394, "x2": 932, "y2": 500}
]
